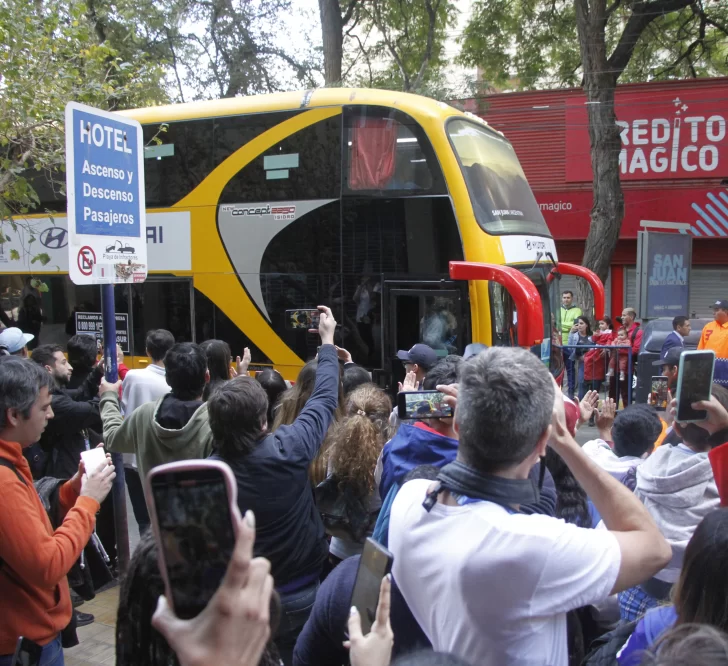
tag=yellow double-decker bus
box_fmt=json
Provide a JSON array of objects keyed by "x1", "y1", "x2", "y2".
[{"x1": 1, "y1": 88, "x2": 603, "y2": 384}]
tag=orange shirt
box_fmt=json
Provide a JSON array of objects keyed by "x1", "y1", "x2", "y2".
[
  {"x1": 698, "y1": 320, "x2": 728, "y2": 359},
  {"x1": 0, "y1": 439, "x2": 99, "y2": 653}
]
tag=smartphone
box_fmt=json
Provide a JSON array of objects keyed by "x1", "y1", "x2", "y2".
[
  {"x1": 675, "y1": 350, "x2": 716, "y2": 423},
  {"x1": 12, "y1": 637, "x2": 42, "y2": 666},
  {"x1": 146, "y1": 460, "x2": 242, "y2": 620},
  {"x1": 650, "y1": 376, "x2": 669, "y2": 412},
  {"x1": 285, "y1": 309, "x2": 320, "y2": 330},
  {"x1": 350, "y1": 538, "x2": 393, "y2": 635},
  {"x1": 397, "y1": 390, "x2": 454, "y2": 420}
]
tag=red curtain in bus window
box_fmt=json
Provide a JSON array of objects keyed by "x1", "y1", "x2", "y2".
[{"x1": 349, "y1": 117, "x2": 397, "y2": 189}]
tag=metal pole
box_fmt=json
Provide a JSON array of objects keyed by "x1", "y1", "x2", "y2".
[
  {"x1": 627, "y1": 347, "x2": 633, "y2": 405},
  {"x1": 102, "y1": 284, "x2": 130, "y2": 576}
]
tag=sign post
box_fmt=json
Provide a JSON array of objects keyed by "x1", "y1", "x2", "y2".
[
  {"x1": 636, "y1": 230, "x2": 692, "y2": 320},
  {"x1": 65, "y1": 102, "x2": 147, "y2": 575}
]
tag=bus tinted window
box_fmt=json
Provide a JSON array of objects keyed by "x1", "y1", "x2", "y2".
[
  {"x1": 344, "y1": 106, "x2": 446, "y2": 195},
  {"x1": 143, "y1": 120, "x2": 214, "y2": 207},
  {"x1": 194, "y1": 288, "x2": 272, "y2": 365},
  {"x1": 213, "y1": 110, "x2": 301, "y2": 167},
  {"x1": 220, "y1": 115, "x2": 341, "y2": 203},
  {"x1": 131, "y1": 279, "x2": 193, "y2": 355},
  {"x1": 341, "y1": 196, "x2": 462, "y2": 275},
  {"x1": 447, "y1": 118, "x2": 550, "y2": 237}
]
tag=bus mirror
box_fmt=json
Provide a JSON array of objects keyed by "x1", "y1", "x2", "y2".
[{"x1": 449, "y1": 261, "x2": 544, "y2": 349}]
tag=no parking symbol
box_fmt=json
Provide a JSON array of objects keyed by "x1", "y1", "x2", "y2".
[{"x1": 77, "y1": 246, "x2": 96, "y2": 276}]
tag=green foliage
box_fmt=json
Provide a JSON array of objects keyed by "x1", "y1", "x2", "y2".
[
  {"x1": 165, "y1": 0, "x2": 321, "y2": 100},
  {"x1": 345, "y1": 0, "x2": 459, "y2": 95},
  {"x1": 459, "y1": 0, "x2": 728, "y2": 89},
  {"x1": 0, "y1": 0, "x2": 167, "y2": 269}
]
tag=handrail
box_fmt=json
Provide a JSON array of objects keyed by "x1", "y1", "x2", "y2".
[
  {"x1": 449, "y1": 261, "x2": 544, "y2": 348},
  {"x1": 549, "y1": 263, "x2": 605, "y2": 322}
]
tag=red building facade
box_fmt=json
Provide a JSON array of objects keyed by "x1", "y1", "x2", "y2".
[{"x1": 464, "y1": 77, "x2": 728, "y2": 318}]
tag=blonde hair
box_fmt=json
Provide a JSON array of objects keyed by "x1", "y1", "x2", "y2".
[{"x1": 327, "y1": 384, "x2": 394, "y2": 496}]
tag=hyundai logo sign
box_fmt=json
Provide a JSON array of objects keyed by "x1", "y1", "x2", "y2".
[{"x1": 39, "y1": 227, "x2": 68, "y2": 249}]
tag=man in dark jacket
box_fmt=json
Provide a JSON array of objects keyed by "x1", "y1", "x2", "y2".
[
  {"x1": 66, "y1": 334, "x2": 100, "y2": 391},
  {"x1": 208, "y1": 306, "x2": 339, "y2": 665},
  {"x1": 31, "y1": 344, "x2": 102, "y2": 479}
]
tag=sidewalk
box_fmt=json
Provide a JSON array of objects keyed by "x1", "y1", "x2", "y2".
[
  {"x1": 63, "y1": 587, "x2": 119, "y2": 666},
  {"x1": 64, "y1": 485, "x2": 141, "y2": 666}
]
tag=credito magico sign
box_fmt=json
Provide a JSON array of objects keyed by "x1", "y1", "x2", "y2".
[{"x1": 566, "y1": 88, "x2": 728, "y2": 182}]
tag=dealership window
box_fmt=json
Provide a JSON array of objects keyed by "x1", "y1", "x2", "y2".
[{"x1": 0, "y1": 274, "x2": 130, "y2": 349}]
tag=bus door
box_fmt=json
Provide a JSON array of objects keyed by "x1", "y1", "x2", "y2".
[
  {"x1": 129, "y1": 276, "x2": 194, "y2": 367},
  {"x1": 381, "y1": 281, "x2": 469, "y2": 391}
]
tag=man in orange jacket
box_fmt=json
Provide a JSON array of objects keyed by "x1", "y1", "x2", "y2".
[{"x1": 0, "y1": 357, "x2": 115, "y2": 665}]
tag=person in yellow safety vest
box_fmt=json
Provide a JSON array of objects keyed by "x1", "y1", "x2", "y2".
[{"x1": 561, "y1": 290, "x2": 582, "y2": 400}]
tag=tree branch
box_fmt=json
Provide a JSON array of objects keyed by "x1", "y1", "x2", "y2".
[
  {"x1": 605, "y1": 0, "x2": 623, "y2": 16},
  {"x1": 341, "y1": 0, "x2": 359, "y2": 25},
  {"x1": 166, "y1": 29, "x2": 186, "y2": 103},
  {"x1": 654, "y1": 9, "x2": 706, "y2": 77},
  {"x1": 410, "y1": 0, "x2": 440, "y2": 92},
  {"x1": 607, "y1": 0, "x2": 693, "y2": 77},
  {"x1": 368, "y1": 0, "x2": 409, "y2": 88}
]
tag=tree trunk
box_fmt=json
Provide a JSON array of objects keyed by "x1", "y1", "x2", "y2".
[
  {"x1": 575, "y1": 0, "x2": 624, "y2": 323},
  {"x1": 319, "y1": 0, "x2": 344, "y2": 86}
]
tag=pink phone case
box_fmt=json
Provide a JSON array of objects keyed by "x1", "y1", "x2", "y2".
[{"x1": 145, "y1": 459, "x2": 242, "y2": 616}]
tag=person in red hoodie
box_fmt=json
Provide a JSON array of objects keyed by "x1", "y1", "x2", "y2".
[{"x1": 0, "y1": 357, "x2": 115, "y2": 665}]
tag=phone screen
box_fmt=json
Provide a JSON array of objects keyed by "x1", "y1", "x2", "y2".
[
  {"x1": 285, "y1": 309, "x2": 320, "y2": 330},
  {"x1": 13, "y1": 638, "x2": 42, "y2": 666},
  {"x1": 398, "y1": 390, "x2": 453, "y2": 420},
  {"x1": 676, "y1": 352, "x2": 715, "y2": 422},
  {"x1": 350, "y1": 538, "x2": 393, "y2": 635},
  {"x1": 151, "y1": 469, "x2": 236, "y2": 619},
  {"x1": 650, "y1": 376, "x2": 669, "y2": 412}
]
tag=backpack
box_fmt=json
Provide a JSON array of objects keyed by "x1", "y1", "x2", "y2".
[
  {"x1": 314, "y1": 475, "x2": 379, "y2": 542},
  {"x1": 583, "y1": 620, "x2": 638, "y2": 666}
]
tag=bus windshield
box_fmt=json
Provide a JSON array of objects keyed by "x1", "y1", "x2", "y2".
[{"x1": 447, "y1": 118, "x2": 550, "y2": 237}]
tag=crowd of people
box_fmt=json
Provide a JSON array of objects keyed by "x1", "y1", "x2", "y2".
[{"x1": 2, "y1": 301, "x2": 728, "y2": 666}]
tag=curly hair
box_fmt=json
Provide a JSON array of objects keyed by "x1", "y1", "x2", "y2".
[{"x1": 327, "y1": 384, "x2": 393, "y2": 497}]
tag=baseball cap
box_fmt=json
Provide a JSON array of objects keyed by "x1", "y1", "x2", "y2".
[
  {"x1": 711, "y1": 300, "x2": 728, "y2": 310},
  {"x1": 396, "y1": 343, "x2": 438, "y2": 370},
  {"x1": 653, "y1": 347, "x2": 683, "y2": 367},
  {"x1": 0, "y1": 327, "x2": 34, "y2": 354},
  {"x1": 463, "y1": 343, "x2": 488, "y2": 361}
]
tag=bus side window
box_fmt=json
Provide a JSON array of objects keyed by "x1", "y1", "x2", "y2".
[
  {"x1": 343, "y1": 106, "x2": 446, "y2": 195},
  {"x1": 219, "y1": 115, "x2": 341, "y2": 204},
  {"x1": 143, "y1": 120, "x2": 214, "y2": 208}
]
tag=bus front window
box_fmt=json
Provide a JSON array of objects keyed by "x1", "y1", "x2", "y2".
[
  {"x1": 489, "y1": 282, "x2": 517, "y2": 347},
  {"x1": 447, "y1": 118, "x2": 550, "y2": 237}
]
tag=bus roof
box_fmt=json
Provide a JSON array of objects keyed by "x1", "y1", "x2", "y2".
[{"x1": 118, "y1": 88, "x2": 490, "y2": 128}]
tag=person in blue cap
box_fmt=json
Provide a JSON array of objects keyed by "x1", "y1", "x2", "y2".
[{"x1": 396, "y1": 343, "x2": 437, "y2": 388}]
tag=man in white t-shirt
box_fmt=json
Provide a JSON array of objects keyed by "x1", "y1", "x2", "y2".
[
  {"x1": 389, "y1": 347, "x2": 671, "y2": 666},
  {"x1": 121, "y1": 328, "x2": 174, "y2": 530}
]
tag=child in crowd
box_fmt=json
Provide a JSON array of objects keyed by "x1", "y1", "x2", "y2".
[{"x1": 607, "y1": 327, "x2": 631, "y2": 381}]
